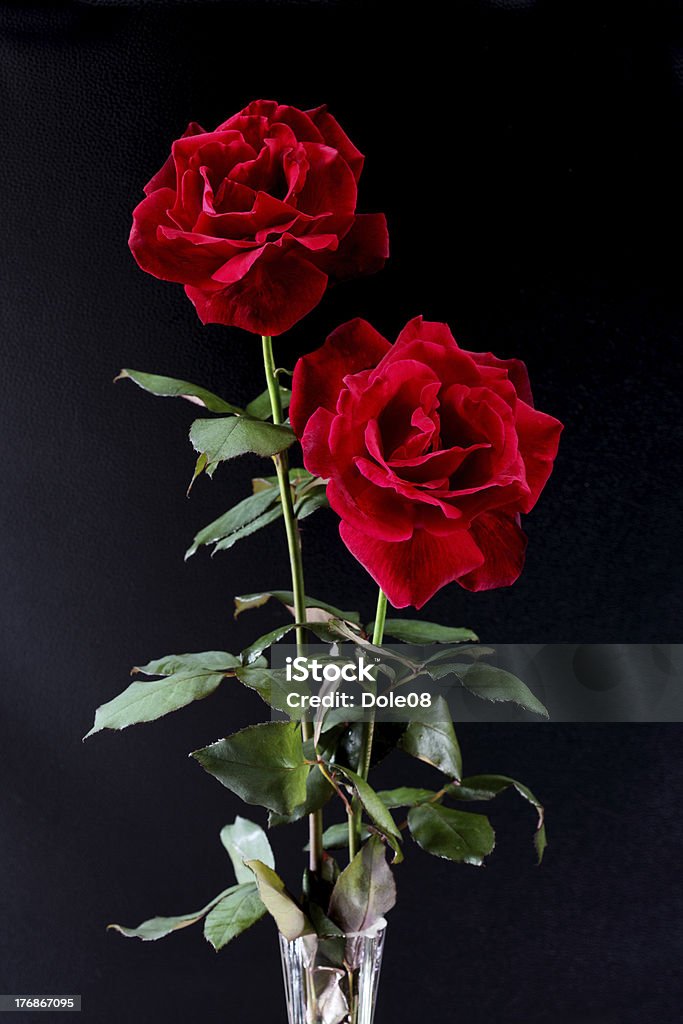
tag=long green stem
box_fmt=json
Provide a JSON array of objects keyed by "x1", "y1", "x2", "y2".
[
  {"x1": 349, "y1": 587, "x2": 388, "y2": 858},
  {"x1": 261, "y1": 335, "x2": 322, "y2": 872}
]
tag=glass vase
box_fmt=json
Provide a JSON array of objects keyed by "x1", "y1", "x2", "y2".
[{"x1": 279, "y1": 922, "x2": 387, "y2": 1024}]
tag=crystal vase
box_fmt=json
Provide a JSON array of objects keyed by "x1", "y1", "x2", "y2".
[{"x1": 279, "y1": 922, "x2": 387, "y2": 1024}]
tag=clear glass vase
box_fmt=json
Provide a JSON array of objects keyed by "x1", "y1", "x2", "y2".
[{"x1": 279, "y1": 921, "x2": 386, "y2": 1024}]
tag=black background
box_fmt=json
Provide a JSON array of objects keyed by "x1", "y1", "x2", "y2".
[{"x1": 1, "y1": 1, "x2": 682, "y2": 1021}]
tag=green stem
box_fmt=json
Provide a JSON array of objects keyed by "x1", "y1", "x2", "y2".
[
  {"x1": 349, "y1": 587, "x2": 388, "y2": 858},
  {"x1": 360, "y1": 588, "x2": 387, "y2": 781},
  {"x1": 371, "y1": 588, "x2": 389, "y2": 647},
  {"x1": 260, "y1": 335, "x2": 322, "y2": 873},
  {"x1": 347, "y1": 967, "x2": 356, "y2": 1024},
  {"x1": 348, "y1": 808, "x2": 359, "y2": 862}
]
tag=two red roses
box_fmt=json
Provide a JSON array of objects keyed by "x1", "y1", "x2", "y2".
[{"x1": 131, "y1": 99, "x2": 562, "y2": 608}]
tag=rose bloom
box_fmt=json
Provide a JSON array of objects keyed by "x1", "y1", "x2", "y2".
[
  {"x1": 129, "y1": 100, "x2": 388, "y2": 336},
  {"x1": 290, "y1": 317, "x2": 563, "y2": 609}
]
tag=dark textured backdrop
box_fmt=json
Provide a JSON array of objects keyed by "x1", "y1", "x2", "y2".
[{"x1": 1, "y1": 1, "x2": 682, "y2": 1021}]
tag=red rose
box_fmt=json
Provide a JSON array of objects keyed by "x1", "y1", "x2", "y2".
[
  {"x1": 129, "y1": 100, "x2": 388, "y2": 336},
  {"x1": 291, "y1": 317, "x2": 563, "y2": 609}
]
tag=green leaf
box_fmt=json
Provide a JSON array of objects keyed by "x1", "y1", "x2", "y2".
[
  {"x1": 269, "y1": 761, "x2": 334, "y2": 827},
  {"x1": 399, "y1": 696, "x2": 462, "y2": 780},
  {"x1": 447, "y1": 774, "x2": 525, "y2": 801},
  {"x1": 86, "y1": 652, "x2": 239, "y2": 736},
  {"x1": 328, "y1": 837, "x2": 396, "y2": 935},
  {"x1": 456, "y1": 663, "x2": 548, "y2": 718},
  {"x1": 251, "y1": 475, "x2": 278, "y2": 494},
  {"x1": 116, "y1": 369, "x2": 242, "y2": 415},
  {"x1": 295, "y1": 488, "x2": 329, "y2": 520},
  {"x1": 336, "y1": 767, "x2": 403, "y2": 863},
  {"x1": 235, "y1": 665, "x2": 309, "y2": 715},
  {"x1": 86, "y1": 674, "x2": 225, "y2": 736},
  {"x1": 315, "y1": 969, "x2": 349, "y2": 1022},
  {"x1": 133, "y1": 651, "x2": 239, "y2": 676},
  {"x1": 191, "y1": 722, "x2": 309, "y2": 815},
  {"x1": 407, "y1": 804, "x2": 495, "y2": 866},
  {"x1": 233, "y1": 591, "x2": 360, "y2": 624},
  {"x1": 307, "y1": 902, "x2": 344, "y2": 940},
  {"x1": 270, "y1": 735, "x2": 337, "y2": 828},
  {"x1": 213, "y1": 510, "x2": 283, "y2": 556},
  {"x1": 312, "y1": 617, "x2": 367, "y2": 645},
  {"x1": 377, "y1": 787, "x2": 439, "y2": 809},
  {"x1": 314, "y1": 823, "x2": 372, "y2": 851},
  {"x1": 447, "y1": 774, "x2": 547, "y2": 862},
  {"x1": 246, "y1": 386, "x2": 291, "y2": 420},
  {"x1": 108, "y1": 886, "x2": 236, "y2": 941},
  {"x1": 187, "y1": 452, "x2": 208, "y2": 495},
  {"x1": 422, "y1": 657, "x2": 493, "y2": 682},
  {"x1": 251, "y1": 467, "x2": 309, "y2": 494},
  {"x1": 320, "y1": 854, "x2": 341, "y2": 889},
  {"x1": 240, "y1": 623, "x2": 298, "y2": 666},
  {"x1": 220, "y1": 816, "x2": 275, "y2": 884},
  {"x1": 185, "y1": 489, "x2": 281, "y2": 560},
  {"x1": 245, "y1": 860, "x2": 314, "y2": 941},
  {"x1": 535, "y1": 822, "x2": 547, "y2": 862},
  {"x1": 423, "y1": 645, "x2": 495, "y2": 667},
  {"x1": 367, "y1": 619, "x2": 479, "y2": 644},
  {"x1": 189, "y1": 416, "x2": 295, "y2": 475},
  {"x1": 336, "y1": 722, "x2": 408, "y2": 773},
  {"x1": 235, "y1": 663, "x2": 309, "y2": 712},
  {"x1": 203, "y1": 882, "x2": 267, "y2": 951}
]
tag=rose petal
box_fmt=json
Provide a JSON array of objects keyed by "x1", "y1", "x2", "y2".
[
  {"x1": 386, "y1": 321, "x2": 484, "y2": 390},
  {"x1": 219, "y1": 99, "x2": 279, "y2": 130},
  {"x1": 328, "y1": 475, "x2": 415, "y2": 542},
  {"x1": 338, "y1": 521, "x2": 485, "y2": 609},
  {"x1": 514, "y1": 401, "x2": 564, "y2": 512},
  {"x1": 306, "y1": 105, "x2": 365, "y2": 182},
  {"x1": 439, "y1": 383, "x2": 520, "y2": 488},
  {"x1": 130, "y1": 188, "x2": 227, "y2": 284},
  {"x1": 265, "y1": 103, "x2": 325, "y2": 144},
  {"x1": 471, "y1": 351, "x2": 534, "y2": 406},
  {"x1": 300, "y1": 407, "x2": 337, "y2": 478},
  {"x1": 143, "y1": 122, "x2": 206, "y2": 196},
  {"x1": 295, "y1": 144, "x2": 357, "y2": 225},
  {"x1": 373, "y1": 373, "x2": 441, "y2": 457},
  {"x1": 185, "y1": 248, "x2": 328, "y2": 335},
  {"x1": 457, "y1": 512, "x2": 528, "y2": 591},
  {"x1": 290, "y1": 318, "x2": 391, "y2": 436},
  {"x1": 172, "y1": 129, "x2": 250, "y2": 186},
  {"x1": 394, "y1": 316, "x2": 456, "y2": 349},
  {"x1": 196, "y1": 193, "x2": 297, "y2": 250}
]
